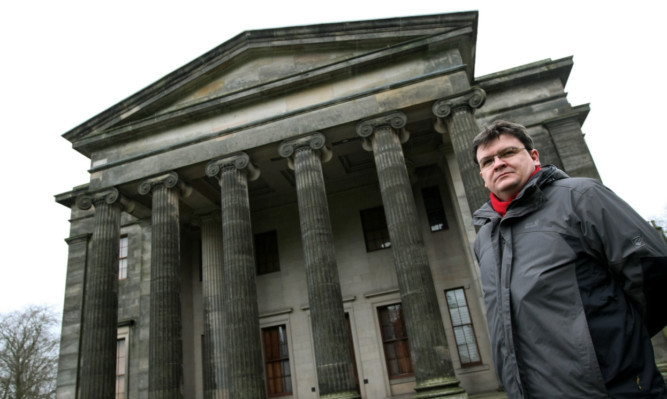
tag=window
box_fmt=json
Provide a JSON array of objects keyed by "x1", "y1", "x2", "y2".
[
  {"x1": 422, "y1": 186, "x2": 448, "y2": 232},
  {"x1": 119, "y1": 235, "x2": 128, "y2": 280},
  {"x1": 262, "y1": 325, "x2": 292, "y2": 396},
  {"x1": 377, "y1": 304, "x2": 413, "y2": 378},
  {"x1": 445, "y1": 288, "x2": 481, "y2": 366},
  {"x1": 360, "y1": 206, "x2": 391, "y2": 252},
  {"x1": 255, "y1": 230, "x2": 280, "y2": 275},
  {"x1": 116, "y1": 338, "x2": 127, "y2": 399}
]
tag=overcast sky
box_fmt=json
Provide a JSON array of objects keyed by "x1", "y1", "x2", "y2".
[{"x1": 1, "y1": 0, "x2": 665, "y2": 315}]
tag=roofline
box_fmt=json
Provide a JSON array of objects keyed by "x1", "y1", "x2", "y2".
[
  {"x1": 62, "y1": 11, "x2": 479, "y2": 147},
  {"x1": 475, "y1": 56, "x2": 574, "y2": 90},
  {"x1": 72, "y1": 26, "x2": 476, "y2": 156}
]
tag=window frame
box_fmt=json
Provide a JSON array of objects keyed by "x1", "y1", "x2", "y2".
[
  {"x1": 116, "y1": 326, "x2": 130, "y2": 399},
  {"x1": 444, "y1": 288, "x2": 482, "y2": 367},
  {"x1": 377, "y1": 303, "x2": 414, "y2": 379},
  {"x1": 261, "y1": 324, "x2": 293, "y2": 397},
  {"x1": 118, "y1": 235, "x2": 129, "y2": 280}
]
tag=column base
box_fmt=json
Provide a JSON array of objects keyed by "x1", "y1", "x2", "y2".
[
  {"x1": 320, "y1": 390, "x2": 361, "y2": 399},
  {"x1": 413, "y1": 377, "x2": 467, "y2": 399}
]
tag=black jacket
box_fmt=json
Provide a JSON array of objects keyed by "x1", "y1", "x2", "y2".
[{"x1": 473, "y1": 166, "x2": 667, "y2": 398}]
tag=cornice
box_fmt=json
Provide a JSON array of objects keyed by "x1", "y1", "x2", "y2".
[
  {"x1": 543, "y1": 104, "x2": 591, "y2": 127},
  {"x1": 473, "y1": 92, "x2": 568, "y2": 120},
  {"x1": 86, "y1": 63, "x2": 467, "y2": 174},
  {"x1": 475, "y1": 56, "x2": 573, "y2": 92},
  {"x1": 55, "y1": 184, "x2": 90, "y2": 208},
  {"x1": 63, "y1": 13, "x2": 478, "y2": 157},
  {"x1": 64, "y1": 233, "x2": 92, "y2": 245}
]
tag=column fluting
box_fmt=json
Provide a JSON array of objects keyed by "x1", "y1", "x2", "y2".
[
  {"x1": 433, "y1": 88, "x2": 488, "y2": 214},
  {"x1": 206, "y1": 153, "x2": 265, "y2": 399},
  {"x1": 200, "y1": 215, "x2": 226, "y2": 399},
  {"x1": 357, "y1": 113, "x2": 466, "y2": 398},
  {"x1": 76, "y1": 189, "x2": 123, "y2": 399},
  {"x1": 140, "y1": 172, "x2": 185, "y2": 399},
  {"x1": 279, "y1": 134, "x2": 360, "y2": 399}
]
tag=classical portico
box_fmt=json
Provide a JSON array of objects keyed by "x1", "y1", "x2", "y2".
[{"x1": 55, "y1": 11, "x2": 602, "y2": 399}]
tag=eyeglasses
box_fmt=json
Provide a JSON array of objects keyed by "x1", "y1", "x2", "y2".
[{"x1": 478, "y1": 147, "x2": 526, "y2": 171}]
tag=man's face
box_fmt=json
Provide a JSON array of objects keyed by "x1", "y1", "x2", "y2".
[{"x1": 476, "y1": 134, "x2": 540, "y2": 201}]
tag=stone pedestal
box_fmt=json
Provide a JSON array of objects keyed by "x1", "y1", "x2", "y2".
[
  {"x1": 279, "y1": 134, "x2": 360, "y2": 399},
  {"x1": 357, "y1": 113, "x2": 466, "y2": 399}
]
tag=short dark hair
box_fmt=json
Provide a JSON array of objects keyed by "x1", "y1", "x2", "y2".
[{"x1": 472, "y1": 120, "x2": 535, "y2": 164}]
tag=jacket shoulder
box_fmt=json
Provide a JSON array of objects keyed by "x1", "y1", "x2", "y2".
[
  {"x1": 549, "y1": 176, "x2": 602, "y2": 190},
  {"x1": 547, "y1": 177, "x2": 610, "y2": 200}
]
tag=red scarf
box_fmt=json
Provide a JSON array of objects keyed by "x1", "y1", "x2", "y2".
[{"x1": 490, "y1": 166, "x2": 542, "y2": 217}]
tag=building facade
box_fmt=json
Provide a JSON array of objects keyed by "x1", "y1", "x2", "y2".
[{"x1": 55, "y1": 12, "x2": 603, "y2": 399}]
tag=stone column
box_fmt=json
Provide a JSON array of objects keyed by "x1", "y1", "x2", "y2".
[
  {"x1": 56, "y1": 233, "x2": 90, "y2": 399},
  {"x1": 76, "y1": 188, "x2": 132, "y2": 399},
  {"x1": 357, "y1": 112, "x2": 466, "y2": 399},
  {"x1": 139, "y1": 172, "x2": 189, "y2": 399},
  {"x1": 206, "y1": 153, "x2": 265, "y2": 399},
  {"x1": 433, "y1": 87, "x2": 487, "y2": 214},
  {"x1": 279, "y1": 133, "x2": 360, "y2": 399},
  {"x1": 199, "y1": 214, "x2": 226, "y2": 399}
]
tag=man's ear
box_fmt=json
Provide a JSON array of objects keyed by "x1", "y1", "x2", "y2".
[
  {"x1": 531, "y1": 149, "x2": 541, "y2": 166},
  {"x1": 479, "y1": 170, "x2": 488, "y2": 188}
]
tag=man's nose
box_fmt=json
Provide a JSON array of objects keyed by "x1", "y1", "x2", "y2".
[{"x1": 492, "y1": 155, "x2": 507, "y2": 169}]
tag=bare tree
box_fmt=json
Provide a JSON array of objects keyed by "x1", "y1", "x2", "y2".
[{"x1": 0, "y1": 306, "x2": 59, "y2": 399}]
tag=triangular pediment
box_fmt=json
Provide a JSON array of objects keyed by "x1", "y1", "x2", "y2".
[
  {"x1": 164, "y1": 44, "x2": 402, "y2": 114},
  {"x1": 64, "y1": 11, "x2": 478, "y2": 156}
]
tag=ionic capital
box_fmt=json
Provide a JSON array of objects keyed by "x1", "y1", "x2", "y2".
[
  {"x1": 205, "y1": 152, "x2": 260, "y2": 182},
  {"x1": 278, "y1": 133, "x2": 333, "y2": 170},
  {"x1": 355, "y1": 112, "x2": 409, "y2": 151},
  {"x1": 432, "y1": 87, "x2": 486, "y2": 134},
  {"x1": 76, "y1": 188, "x2": 135, "y2": 213},
  {"x1": 138, "y1": 171, "x2": 192, "y2": 197}
]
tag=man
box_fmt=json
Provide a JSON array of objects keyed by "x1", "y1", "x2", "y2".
[{"x1": 471, "y1": 120, "x2": 667, "y2": 398}]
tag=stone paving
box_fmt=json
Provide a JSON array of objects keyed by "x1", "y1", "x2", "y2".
[
  {"x1": 468, "y1": 391, "x2": 508, "y2": 399},
  {"x1": 393, "y1": 391, "x2": 507, "y2": 399}
]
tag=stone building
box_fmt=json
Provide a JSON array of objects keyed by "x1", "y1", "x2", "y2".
[{"x1": 54, "y1": 11, "x2": 600, "y2": 399}]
